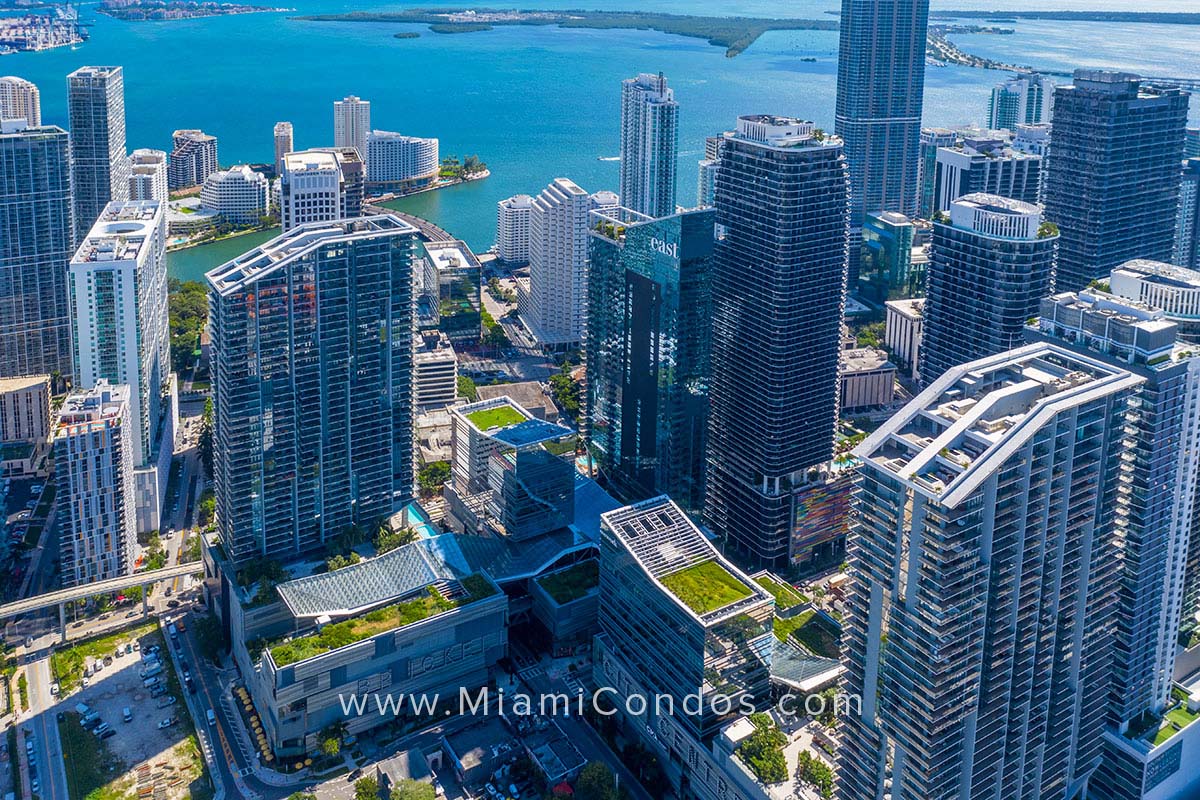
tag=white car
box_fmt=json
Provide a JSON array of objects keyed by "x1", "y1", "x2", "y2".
[
  {"x1": 50, "y1": 682, "x2": 59, "y2": 696},
  {"x1": 81, "y1": 677, "x2": 90, "y2": 688},
  {"x1": 157, "y1": 717, "x2": 175, "y2": 729}
]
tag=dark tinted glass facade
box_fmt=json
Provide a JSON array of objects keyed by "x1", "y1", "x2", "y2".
[
  {"x1": 0, "y1": 124, "x2": 74, "y2": 378},
  {"x1": 209, "y1": 218, "x2": 417, "y2": 564},
  {"x1": 705, "y1": 131, "x2": 849, "y2": 567},
  {"x1": 835, "y1": 0, "x2": 929, "y2": 223},
  {"x1": 1043, "y1": 71, "x2": 1188, "y2": 292},
  {"x1": 586, "y1": 208, "x2": 714, "y2": 514},
  {"x1": 920, "y1": 212, "x2": 1056, "y2": 385}
]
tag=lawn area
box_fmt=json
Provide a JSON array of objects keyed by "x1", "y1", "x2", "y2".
[
  {"x1": 466, "y1": 404, "x2": 526, "y2": 431},
  {"x1": 269, "y1": 576, "x2": 495, "y2": 666},
  {"x1": 659, "y1": 559, "x2": 752, "y2": 614},
  {"x1": 537, "y1": 561, "x2": 599, "y2": 604},
  {"x1": 59, "y1": 711, "x2": 132, "y2": 800},
  {"x1": 775, "y1": 610, "x2": 841, "y2": 658},
  {"x1": 754, "y1": 575, "x2": 807, "y2": 609},
  {"x1": 51, "y1": 620, "x2": 158, "y2": 691},
  {"x1": 1154, "y1": 702, "x2": 1200, "y2": 746}
]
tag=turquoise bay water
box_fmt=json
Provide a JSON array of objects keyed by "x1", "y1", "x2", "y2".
[{"x1": 1, "y1": 0, "x2": 1196, "y2": 276}]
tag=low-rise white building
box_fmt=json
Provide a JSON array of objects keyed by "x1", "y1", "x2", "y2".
[
  {"x1": 55, "y1": 381, "x2": 137, "y2": 588},
  {"x1": 885, "y1": 298, "x2": 925, "y2": 380},
  {"x1": 839, "y1": 348, "x2": 896, "y2": 411},
  {"x1": 201, "y1": 165, "x2": 269, "y2": 226},
  {"x1": 0, "y1": 374, "x2": 51, "y2": 477},
  {"x1": 414, "y1": 331, "x2": 458, "y2": 410},
  {"x1": 366, "y1": 130, "x2": 438, "y2": 191}
]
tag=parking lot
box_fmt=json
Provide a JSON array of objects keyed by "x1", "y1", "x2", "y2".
[{"x1": 50, "y1": 624, "x2": 211, "y2": 799}]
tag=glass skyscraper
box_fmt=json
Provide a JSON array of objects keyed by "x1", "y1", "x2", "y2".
[
  {"x1": 586, "y1": 206, "x2": 715, "y2": 514},
  {"x1": 67, "y1": 66, "x2": 130, "y2": 242},
  {"x1": 206, "y1": 216, "x2": 419, "y2": 564},
  {"x1": 1043, "y1": 70, "x2": 1189, "y2": 292},
  {"x1": 0, "y1": 120, "x2": 74, "y2": 378},
  {"x1": 920, "y1": 194, "x2": 1057, "y2": 385},
  {"x1": 835, "y1": 0, "x2": 929, "y2": 224},
  {"x1": 705, "y1": 115, "x2": 848, "y2": 567},
  {"x1": 619, "y1": 72, "x2": 678, "y2": 219},
  {"x1": 839, "y1": 344, "x2": 1142, "y2": 800}
]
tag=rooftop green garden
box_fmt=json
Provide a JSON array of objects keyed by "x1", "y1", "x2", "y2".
[
  {"x1": 774, "y1": 610, "x2": 841, "y2": 658},
  {"x1": 268, "y1": 574, "x2": 495, "y2": 667},
  {"x1": 537, "y1": 561, "x2": 599, "y2": 604},
  {"x1": 754, "y1": 575, "x2": 807, "y2": 609},
  {"x1": 466, "y1": 405, "x2": 526, "y2": 431},
  {"x1": 660, "y1": 559, "x2": 752, "y2": 614},
  {"x1": 1152, "y1": 689, "x2": 1200, "y2": 746}
]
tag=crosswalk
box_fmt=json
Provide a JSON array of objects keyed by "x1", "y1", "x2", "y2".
[{"x1": 517, "y1": 665, "x2": 545, "y2": 682}]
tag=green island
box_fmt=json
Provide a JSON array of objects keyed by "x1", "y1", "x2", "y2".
[
  {"x1": 293, "y1": 9, "x2": 838, "y2": 57},
  {"x1": 660, "y1": 559, "x2": 753, "y2": 614},
  {"x1": 269, "y1": 575, "x2": 496, "y2": 666}
]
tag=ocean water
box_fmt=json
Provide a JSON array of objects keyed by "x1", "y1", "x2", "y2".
[{"x1": 1, "y1": 0, "x2": 1196, "y2": 275}]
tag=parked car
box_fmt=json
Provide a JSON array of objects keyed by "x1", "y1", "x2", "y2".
[
  {"x1": 150, "y1": 686, "x2": 167, "y2": 698},
  {"x1": 122, "y1": 707, "x2": 133, "y2": 723},
  {"x1": 156, "y1": 696, "x2": 177, "y2": 708},
  {"x1": 49, "y1": 682, "x2": 59, "y2": 696},
  {"x1": 99, "y1": 728, "x2": 116, "y2": 740},
  {"x1": 157, "y1": 717, "x2": 176, "y2": 730}
]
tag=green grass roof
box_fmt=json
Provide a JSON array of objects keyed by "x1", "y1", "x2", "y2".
[
  {"x1": 659, "y1": 559, "x2": 752, "y2": 614},
  {"x1": 466, "y1": 405, "x2": 526, "y2": 431},
  {"x1": 754, "y1": 575, "x2": 807, "y2": 609},
  {"x1": 537, "y1": 561, "x2": 599, "y2": 604},
  {"x1": 268, "y1": 574, "x2": 495, "y2": 667}
]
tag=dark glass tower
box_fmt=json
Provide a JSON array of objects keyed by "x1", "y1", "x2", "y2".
[
  {"x1": 207, "y1": 216, "x2": 418, "y2": 564},
  {"x1": 1043, "y1": 70, "x2": 1188, "y2": 292},
  {"x1": 920, "y1": 194, "x2": 1057, "y2": 385},
  {"x1": 705, "y1": 116, "x2": 849, "y2": 567},
  {"x1": 0, "y1": 121, "x2": 74, "y2": 378},
  {"x1": 586, "y1": 206, "x2": 715, "y2": 514},
  {"x1": 835, "y1": 0, "x2": 929, "y2": 224}
]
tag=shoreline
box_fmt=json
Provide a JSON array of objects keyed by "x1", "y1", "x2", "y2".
[
  {"x1": 166, "y1": 225, "x2": 276, "y2": 254},
  {"x1": 366, "y1": 169, "x2": 490, "y2": 205}
]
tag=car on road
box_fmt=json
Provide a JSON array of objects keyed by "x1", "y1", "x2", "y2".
[
  {"x1": 157, "y1": 717, "x2": 176, "y2": 729},
  {"x1": 30, "y1": 778, "x2": 39, "y2": 794},
  {"x1": 176, "y1": 620, "x2": 187, "y2": 632}
]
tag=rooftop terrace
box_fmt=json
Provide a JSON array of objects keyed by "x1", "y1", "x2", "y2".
[
  {"x1": 602, "y1": 496, "x2": 769, "y2": 621},
  {"x1": 267, "y1": 572, "x2": 496, "y2": 667},
  {"x1": 206, "y1": 215, "x2": 417, "y2": 295},
  {"x1": 855, "y1": 344, "x2": 1143, "y2": 507}
]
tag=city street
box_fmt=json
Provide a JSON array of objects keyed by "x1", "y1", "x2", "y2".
[{"x1": 17, "y1": 636, "x2": 70, "y2": 800}]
